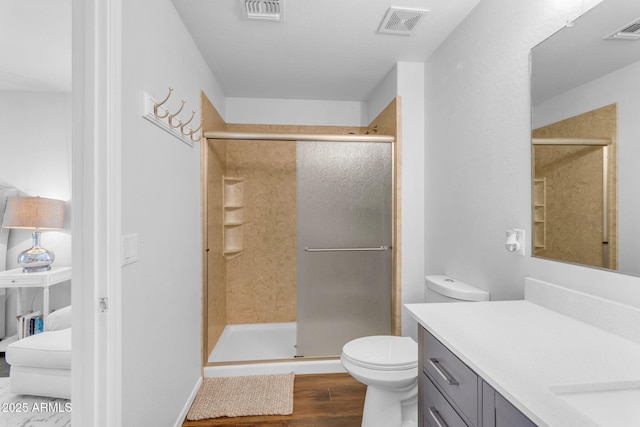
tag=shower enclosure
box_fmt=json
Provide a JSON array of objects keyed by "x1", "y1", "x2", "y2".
[{"x1": 205, "y1": 133, "x2": 394, "y2": 363}]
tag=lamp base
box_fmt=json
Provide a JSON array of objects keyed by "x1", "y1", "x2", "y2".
[
  {"x1": 22, "y1": 265, "x2": 52, "y2": 273},
  {"x1": 17, "y1": 245, "x2": 55, "y2": 274}
]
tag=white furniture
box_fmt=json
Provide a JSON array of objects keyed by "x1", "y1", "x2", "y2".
[
  {"x1": 0, "y1": 266, "x2": 71, "y2": 351},
  {"x1": 0, "y1": 266, "x2": 71, "y2": 323},
  {"x1": 340, "y1": 276, "x2": 489, "y2": 427},
  {"x1": 6, "y1": 305, "x2": 72, "y2": 399}
]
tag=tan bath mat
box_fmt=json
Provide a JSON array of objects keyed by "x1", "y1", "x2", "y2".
[{"x1": 186, "y1": 373, "x2": 295, "y2": 420}]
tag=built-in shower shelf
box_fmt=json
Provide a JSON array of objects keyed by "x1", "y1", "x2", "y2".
[
  {"x1": 534, "y1": 178, "x2": 547, "y2": 251},
  {"x1": 223, "y1": 247, "x2": 244, "y2": 260},
  {"x1": 223, "y1": 176, "x2": 245, "y2": 259}
]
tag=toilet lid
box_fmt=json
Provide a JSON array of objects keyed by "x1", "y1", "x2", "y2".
[{"x1": 342, "y1": 336, "x2": 418, "y2": 371}]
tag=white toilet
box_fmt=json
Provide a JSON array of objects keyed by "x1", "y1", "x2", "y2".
[{"x1": 340, "y1": 275, "x2": 490, "y2": 427}]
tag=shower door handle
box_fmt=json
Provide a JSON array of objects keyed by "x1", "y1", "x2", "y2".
[{"x1": 304, "y1": 245, "x2": 389, "y2": 252}]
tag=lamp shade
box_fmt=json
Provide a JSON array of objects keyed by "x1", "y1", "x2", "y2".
[{"x1": 2, "y1": 197, "x2": 65, "y2": 230}]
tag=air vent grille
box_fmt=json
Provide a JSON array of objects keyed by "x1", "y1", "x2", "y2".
[
  {"x1": 243, "y1": 0, "x2": 284, "y2": 22},
  {"x1": 604, "y1": 17, "x2": 640, "y2": 40},
  {"x1": 378, "y1": 7, "x2": 428, "y2": 35}
]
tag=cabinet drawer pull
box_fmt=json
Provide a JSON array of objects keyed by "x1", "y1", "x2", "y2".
[
  {"x1": 428, "y1": 406, "x2": 449, "y2": 427},
  {"x1": 429, "y1": 358, "x2": 459, "y2": 385}
]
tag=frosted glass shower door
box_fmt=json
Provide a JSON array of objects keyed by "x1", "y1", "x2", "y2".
[{"x1": 296, "y1": 140, "x2": 392, "y2": 358}]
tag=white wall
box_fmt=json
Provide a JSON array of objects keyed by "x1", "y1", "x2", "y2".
[
  {"x1": 225, "y1": 97, "x2": 366, "y2": 126},
  {"x1": 533, "y1": 60, "x2": 640, "y2": 276},
  {"x1": 119, "y1": 1, "x2": 225, "y2": 425},
  {"x1": 0, "y1": 91, "x2": 72, "y2": 336},
  {"x1": 424, "y1": 0, "x2": 640, "y2": 315},
  {"x1": 366, "y1": 62, "x2": 426, "y2": 338},
  {"x1": 366, "y1": 66, "x2": 398, "y2": 121}
]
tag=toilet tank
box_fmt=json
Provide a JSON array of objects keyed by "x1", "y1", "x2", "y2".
[{"x1": 425, "y1": 275, "x2": 490, "y2": 303}]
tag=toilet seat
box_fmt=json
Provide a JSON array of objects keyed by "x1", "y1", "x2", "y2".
[{"x1": 341, "y1": 336, "x2": 417, "y2": 371}]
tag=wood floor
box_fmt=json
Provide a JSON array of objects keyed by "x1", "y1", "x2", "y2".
[{"x1": 182, "y1": 373, "x2": 366, "y2": 427}]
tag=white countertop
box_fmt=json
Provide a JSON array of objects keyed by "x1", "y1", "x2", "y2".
[{"x1": 405, "y1": 298, "x2": 640, "y2": 426}]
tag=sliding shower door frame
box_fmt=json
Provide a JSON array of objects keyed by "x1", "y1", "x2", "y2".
[{"x1": 200, "y1": 97, "x2": 403, "y2": 367}]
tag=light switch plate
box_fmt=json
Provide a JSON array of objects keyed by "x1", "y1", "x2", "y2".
[{"x1": 122, "y1": 233, "x2": 138, "y2": 266}]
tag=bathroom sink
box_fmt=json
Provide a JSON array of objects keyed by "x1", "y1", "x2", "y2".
[{"x1": 549, "y1": 381, "x2": 640, "y2": 426}]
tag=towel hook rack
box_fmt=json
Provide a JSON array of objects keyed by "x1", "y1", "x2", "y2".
[{"x1": 142, "y1": 86, "x2": 201, "y2": 147}]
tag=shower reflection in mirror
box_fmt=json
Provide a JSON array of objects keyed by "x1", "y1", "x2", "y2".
[
  {"x1": 532, "y1": 104, "x2": 617, "y2": 270},
  {"x1": 530, "y1": 0, "x2": 640, "y2": 276}
]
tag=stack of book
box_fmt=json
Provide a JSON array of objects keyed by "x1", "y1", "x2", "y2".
[{"x1": 17, "y1": 311, "x2": 43, "y2": 339}]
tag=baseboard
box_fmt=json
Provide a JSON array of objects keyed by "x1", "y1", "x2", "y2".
[{"x1": 173, "y1": 376, "x2": 202, "y2": 427}]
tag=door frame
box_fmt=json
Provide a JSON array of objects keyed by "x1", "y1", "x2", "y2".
[{"x1": 72, "y1": 0, "x2": 122, "y2": 425}]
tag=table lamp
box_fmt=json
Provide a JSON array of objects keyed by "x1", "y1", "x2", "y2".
[{"x1": 1, "y1": 196, "x2": 65, "y2": 273}]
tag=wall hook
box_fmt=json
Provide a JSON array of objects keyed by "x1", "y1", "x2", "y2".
[
  {"x1": 168, "y1": 100, "x2": 187, "y2": 128},
  {"x1": 180, "y1": 110, "x2": 197, "y2": 135},
  {"x1": 190, "y1": 119, "x2": 204, "y2": 142},
  {"x1": 180, "y1": 110, "x2": 196, "y2": 130},
  {"x1": 153, "y1": 87, "x2": 173, "y2": 119}
]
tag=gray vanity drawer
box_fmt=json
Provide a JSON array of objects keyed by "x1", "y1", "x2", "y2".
[
  {"x1": 423, "y1": 374, "x2": 467, "y2": 427},
  {"x1": 424, "y1": 331, "x2": 478, "y2": 425}
]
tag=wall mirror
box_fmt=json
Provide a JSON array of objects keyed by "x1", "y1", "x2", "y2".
[{"x1": 531, "y1": 0, "x2": 640, "y2": 276}]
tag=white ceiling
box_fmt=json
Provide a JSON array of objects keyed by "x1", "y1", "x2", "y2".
[
  {"x1": 0, "y1": 0, "x2": 71, "y2": 92},
  {"x1": 5, "y1": 0, "x2": 639, "y2": 105},
  {"x1": 0, "y1": 0, "x2": 481, "y2": 99},
  {"x1": 172, "y1": 0, "x2": 482, "y2": 101}
]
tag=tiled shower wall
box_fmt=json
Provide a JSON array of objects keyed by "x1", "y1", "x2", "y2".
[{"x1": 224, "y1": 139, "x2": 298, "y2": 324}]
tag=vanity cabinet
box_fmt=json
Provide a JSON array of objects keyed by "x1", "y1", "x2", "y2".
[
  {"x1": 482, "y1": 382, "x2": 536, "y2": 427},
  {"x1": 419, "y1": 326, "x2": 536, "y2": 427}
]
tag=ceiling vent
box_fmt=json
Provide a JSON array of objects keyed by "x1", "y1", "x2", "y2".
[
  {"x1": 377, "y1": 7, "x2": 428, "y2": 36},
  {"x1": 242, "y1": 0, "x2": 284, "y2": 22},
  {"x1": 604, "y1": 18, "x2": 640, "y2": 40}
]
